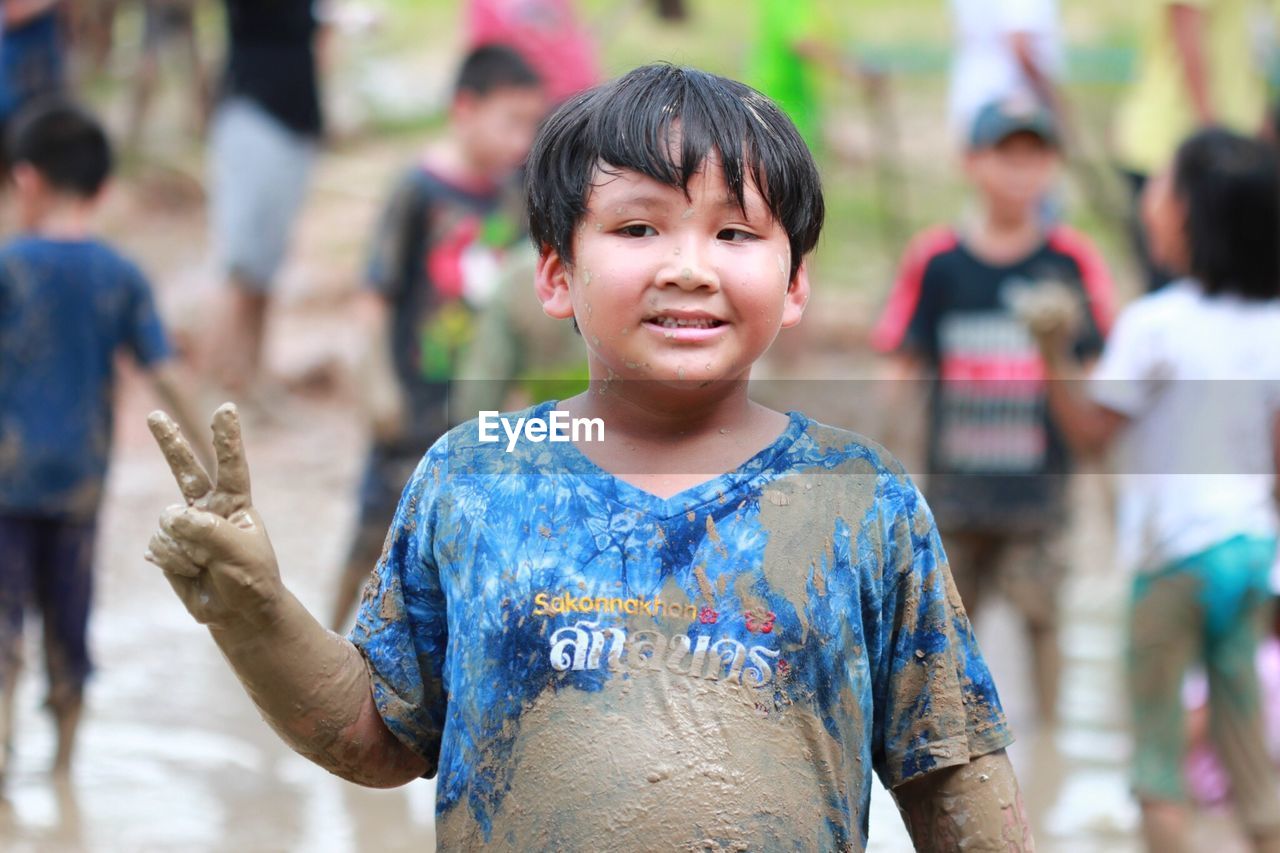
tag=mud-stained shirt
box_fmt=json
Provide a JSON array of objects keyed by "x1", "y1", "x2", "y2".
[
  {"x1": 0, "y1": 237, "x2": 171, "y2": 519},
  {"x1": 352, "y1": 401, "x2": 1012, "y2": 851}
]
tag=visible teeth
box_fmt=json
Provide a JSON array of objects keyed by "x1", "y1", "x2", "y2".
[{"x1": 653, "y1": 317, "x2": 717, "y2": 329}]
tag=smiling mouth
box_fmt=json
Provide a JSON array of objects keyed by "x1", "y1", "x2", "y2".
[{"x1": 647, "y1": 316, "x2": 726, "y2": 329}]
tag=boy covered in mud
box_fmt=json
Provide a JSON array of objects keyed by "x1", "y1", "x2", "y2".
[
  {"x1": 328, "y1": 44, "x2": 547, "y2": 630},
  {"x1": 144, "y1": 64, "x2": 1033, "y2": 851},
  {"x1": 0, "y1": 99, "x2": 206, "y2": 783}
]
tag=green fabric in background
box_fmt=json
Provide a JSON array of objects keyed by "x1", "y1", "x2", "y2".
[{"x1": 747, "y1": 0, "x2": 821, "y2": 148}]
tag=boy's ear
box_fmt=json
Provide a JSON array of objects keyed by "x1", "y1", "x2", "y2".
[
  {"x1": 780, "y1": 261, "x2": 810, "y2": 329},
  {"x1": 535, "y1": 246, "x2": 576, "y2": 320},
  {"x1": 10, "y1": 162, "x2": 42, "y2": 196}
]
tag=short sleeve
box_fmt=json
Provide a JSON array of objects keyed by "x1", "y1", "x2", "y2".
[
  {"x1": 1088, "y1": 303, "x2": 1157, "y2": 418},
  {"x1": 365, "y1": 172, "x2": 429, "y2": 299},
  {"x1": 349, "y1": 445, "x2": 450, "y2": 777},
  {"x1": 871, "y1": 229, "x2": 953, "y2": 359},
  {"x1": 123, "y1": 267, "x2": 172, "y2": 368},
  {"x1": 872, "y1": 481, "x2": 1013, "y2": 789}
]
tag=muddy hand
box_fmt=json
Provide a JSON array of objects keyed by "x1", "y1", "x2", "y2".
[{"x1": 145, "y1": 403, "x2": 283, "y2": 628}]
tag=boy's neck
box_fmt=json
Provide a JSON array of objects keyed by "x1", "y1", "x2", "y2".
[
  {"x1": 558, "y1": 380, "x2": 793, "y2": 500},
  {"x1": 964, "y1": 207, "x2": 1044, "y2": 266},
  {"x1": 422, "y1": 137, "x2": 499, "y2": 193},
  {"x1": 572, "y1": 380, "x2": 756, "y2": 438},
  {"x1": 22, "y1": 196, "x2": 96, "y2": 241}
]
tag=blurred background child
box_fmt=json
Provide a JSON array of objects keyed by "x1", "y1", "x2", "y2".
[
  {"x1": 873, "y1": 96, "x2": 1116, "y2": 726},
  {"x1": 1028, "y1": 127, "x2": 1280, "y2": 853},
  {"x1": 329, "y1": 45, "x2": 546, "y2": 630},
  {"x1": 0, "y1": 99, "x2": 206, "y2": 784}
]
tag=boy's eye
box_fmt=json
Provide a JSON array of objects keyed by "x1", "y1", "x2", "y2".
[
  {"x1": 617, "y1": 224, "x2": 657, "y2": 238},
  {"x1": 717, "y1": 228, "x2": 757, "y2": 243}
]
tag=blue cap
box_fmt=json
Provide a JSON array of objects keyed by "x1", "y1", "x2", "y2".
[{"x1": 969, "y1": 96, "x2": 1059, "y2": 149}]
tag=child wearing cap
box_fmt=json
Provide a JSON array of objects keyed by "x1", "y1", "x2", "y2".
[{"x1": 873, "y1": 96, "x2": 1116, "y2": 725}]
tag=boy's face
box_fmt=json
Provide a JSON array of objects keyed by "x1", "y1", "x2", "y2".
[
  {"x1": 454, "y1": 86, "x2": 548, "y2": 177},
  {"x1": 1140, "y1": 167, "x2": 1189, "y2": 273},
  {"x1": 964, "y1": 132, "x2": 1059, "y2": 220},
  {"x1": 536, "y1": 157, "x2": 808, "y2": 387}
]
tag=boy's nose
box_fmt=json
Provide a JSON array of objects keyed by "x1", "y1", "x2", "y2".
[{"x1": 657, "y1": 239, "x2": 719, "y2": 291}]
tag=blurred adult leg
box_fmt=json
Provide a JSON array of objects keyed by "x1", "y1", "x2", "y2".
[{"x1": 207, "y1": 97, "x2": 315, "y2": 396}]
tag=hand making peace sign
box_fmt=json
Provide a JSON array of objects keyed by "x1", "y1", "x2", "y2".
[{"x1": 145, "y1": 403, "x2": 284, "y2": 629}]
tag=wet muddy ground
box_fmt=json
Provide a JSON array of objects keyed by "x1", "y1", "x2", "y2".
[{"x1": 0, "y1": 129, "x2": 1265, "y2": 853}]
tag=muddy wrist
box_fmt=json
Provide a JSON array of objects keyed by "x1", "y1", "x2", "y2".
[{"x1": 206, "y1": 578, "x2": 293, "y2": 642}]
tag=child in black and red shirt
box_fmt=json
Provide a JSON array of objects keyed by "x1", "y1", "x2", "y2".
[{"x1": 873, "y1": 96, "x2": 1116, "y2": 725}]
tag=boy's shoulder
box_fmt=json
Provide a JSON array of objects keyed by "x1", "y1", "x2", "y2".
[
  {"x1": 0, "y1": 236, "x2": 144, "y2": 282},
  {"x1": 899, "y1": 224, "x2": 962, "y2": 271},
  {"x1": 397, "y1": 158, "x2": 502, "y2": 204},
  {"x1": 1044, "y1": 223, "x2": 1106, "y2": 265},
  {"x1": 785, "y1": 413, "x2": 920, "y2": 508}
]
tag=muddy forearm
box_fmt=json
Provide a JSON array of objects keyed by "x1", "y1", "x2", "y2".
[
  {"x1": 893, "y1": 750, "x2": 1035, "y2": 852},
  {"x1": 207, "y1": 590, "x2": 427, "y2": 787}
]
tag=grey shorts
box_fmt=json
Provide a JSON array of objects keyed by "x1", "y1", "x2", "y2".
[{"x1": 208, "y1": 97, "x2": 317, "y2": 290}]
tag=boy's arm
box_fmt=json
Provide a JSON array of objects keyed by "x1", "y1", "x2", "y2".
[
  {"x1": 144, "y1": 404, "x2": 428, "y2": 787},
  {"x1": 1035, "y1": 323, "x2": 1128, "y2": 456},
  {"x1": 356, "y1": 171, "x2": 429, "y2": 439},
  {"x1": 893, "y1": 749, "x2": 1034, "y2": 851},
  {"x1": 351, "y1": 290, "x2": 404, "y2": 442},
  {"x1": 1011, "y1": 281, "x2": 1127, "y2": 456}
]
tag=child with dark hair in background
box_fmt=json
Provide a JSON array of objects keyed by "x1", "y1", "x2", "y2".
[
  {"x1": 873, "y1": 96, "x2": 1115, "y2": 725},
  {"x1": 1024, "y1": 127, "x2": 1280, "y2": 852},
  {"x1": 143, "y1": 63, "x2": 1033, "y2": 851},
  {"x1": 0, "y1": 99, "x2": 206, "y2": 783},
  {"x1": 328, "y1": 45, "x2": 546, "y2": 630}
]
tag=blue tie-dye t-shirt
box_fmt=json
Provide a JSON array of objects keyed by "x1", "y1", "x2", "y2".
[{"x1": 352, "y1": 401, "x2": 1011, "y2": 851}]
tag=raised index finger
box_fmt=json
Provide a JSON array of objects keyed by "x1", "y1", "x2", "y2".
[
  {"x1": 211, "y1": 403, "x2": 252, "y2": 503},
  {"x1": 148, "y1": 410, "x2": 214, "y2": 505}
]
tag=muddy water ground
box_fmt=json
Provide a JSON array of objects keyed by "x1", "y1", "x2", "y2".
[{"x1": 0, "y1": 144, "x2": 1264, "y2": 853}]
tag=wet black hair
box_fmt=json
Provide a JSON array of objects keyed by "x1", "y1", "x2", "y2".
[
  {"x1": 1173, "y1": 127, "x2": 1280, "y2": 299},
  {"x1": 455, "y1": 44, "x2": 542, "y2": 98},
  {"x1": 6, "y1": 98, "x2": 112, "y2": 198},
  {"x1": 525, "y1": 63, "x2": 824, "y2": 281}
]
